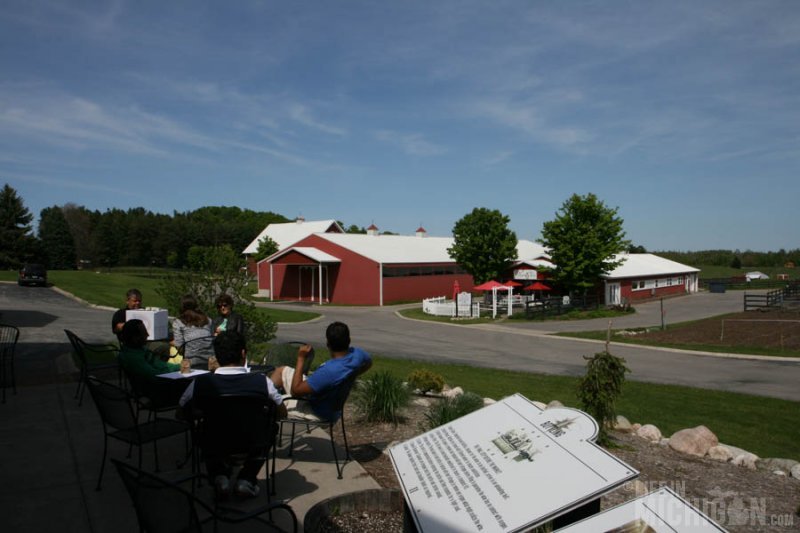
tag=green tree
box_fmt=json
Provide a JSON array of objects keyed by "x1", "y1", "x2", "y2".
[
  {"x1": 538, "y1": 193, "x2": 630, "y2": 296},
  {"x1": 252, "y1": 235, "x2": 279, "y2": 262},
  {"x1": 39, "y1": 206, "x2": 76, "y2": 269},
  {"x1": 0, "y1": 184, "x2": 36, "y2": 268},
  {"x1": 447, "y1": 207, "x2": 518, "y2": 284},
  {"x1": 62, "y1": 203, "x2": 95, "y2": 267},
  {"x1": 577, "y1": 350, "x2": 630, "y2": 445}
]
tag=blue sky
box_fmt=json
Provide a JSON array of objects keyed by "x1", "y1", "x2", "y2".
[{"x1": 2, "y1": 1, "x2": 798, "y2": 252}]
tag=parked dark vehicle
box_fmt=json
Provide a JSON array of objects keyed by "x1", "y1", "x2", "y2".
[{"x1": 18, "y1": 264, "x2": 47, "y2": 287}]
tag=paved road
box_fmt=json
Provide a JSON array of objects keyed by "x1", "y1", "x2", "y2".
[
  {"x1": 3, "y1": 283, "x2": 798, "y2": 401},
  {"x1": 266, "y1": 292, "x2": 800, "y2": 402}
]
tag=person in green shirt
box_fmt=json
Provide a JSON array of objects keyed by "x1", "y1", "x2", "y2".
[{"x1": 119, "y1": 319, "x2": 185, "y2": 407}]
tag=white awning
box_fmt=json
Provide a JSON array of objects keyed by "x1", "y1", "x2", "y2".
[{"x1": 269, "y1": 246, "x2": 341, "y2": 263}]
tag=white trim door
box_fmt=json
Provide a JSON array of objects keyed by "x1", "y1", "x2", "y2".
[{"x1": 605, "y1": 282, "x2": 621, "y2": 305}]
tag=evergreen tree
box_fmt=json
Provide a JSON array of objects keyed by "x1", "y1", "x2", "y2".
[
  {"x1": 539, "y1": 193, "x2": 630, "y2": 296},
  {"x1": 448, "y1": 207, "x2": 518, "y2": 284},
  {"x1": 39, "y1": 206, "x2": 76, "y2": 269},
  {"x1": 0, "y1": 184, "x2": 35, "y2": 268}
]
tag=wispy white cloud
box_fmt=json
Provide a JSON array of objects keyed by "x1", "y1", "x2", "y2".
[
  {"x1": 6, "y1": 171, "x2": 144, "y2": 198},
  {"x1": 373, "y1": 130, "x2": 446, "y2": 156},
  {"x1": 287, "y1": 104, "x2": 347, "y2": 137}
]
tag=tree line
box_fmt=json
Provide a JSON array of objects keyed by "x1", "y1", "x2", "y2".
[
  {"x1": 0, "y1": 183, "x2": 290, "y2": 269},
  {"x1": 653, "y1": 249, "x2": 800, "y2": 270}
]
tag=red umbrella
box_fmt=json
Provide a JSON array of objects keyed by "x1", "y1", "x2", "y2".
[
  {"x1": 452, "y1": 280, "x2": 461, "y2": 300},
  {"x1": 524, "y1": 281, "x2": 551, "y2": 291},
  {"x1": 503, "y1": 280, "x2": 522, "y2": 287},
  {"x1": 473, "y1": 280, "x2": 504, "y2": 291}
]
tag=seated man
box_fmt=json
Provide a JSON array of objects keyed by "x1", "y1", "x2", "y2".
[
  {"x1": 270, "y1": 321, "x2": 372, "y2": 421},
  {"x1": 112, "y1": 288, "x2": 143, "y2": 341},
  {"x1": 118, "y1": 319, "x2": 185, "y2": 407},
  {"x1": 180, "y1": 331, "x2": 286, "y2": 500}
]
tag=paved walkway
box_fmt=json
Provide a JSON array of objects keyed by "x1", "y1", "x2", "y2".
[{"x1": 0, "y1": 378, "x2": 378, "y2": 532}]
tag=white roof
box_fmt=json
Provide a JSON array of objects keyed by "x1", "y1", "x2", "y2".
[
  {"x1": 243, "y1": 219, "x2": 342, "y2": 254},
  {"x1": 302, "y1": 233, "x2": 541, "y2": 264},
  {"x1": 603, "y1": 253, "x2": 700, "y2": 279},
  {"x1": 273, "y1": 247, "x2": 341, "y2": 263}
]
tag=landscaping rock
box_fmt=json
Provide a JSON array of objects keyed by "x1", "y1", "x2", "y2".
[
  {"x1": 773, "y1": 470, "x2": 787, "y2": 477},
  {"x1": 546, "y1": 400, "x2": 563, "y2": 408},
  {"x1": 717, "y1": 443, "x2": 748, "y2": 459},
  {"x1": 668, "y1": 426, "x2": 718, "y2": 457},
  {"x1": 532, "y1": 401, "x2": 547, "y2": 410},
  {"x1": 441, "y1": 386, "x2": 463, "y2": 398},
  {"x1": 483, "y1": 398, "x2": 496, "y2": 406},
  {"x1": 791, "y1": 464, "x2": 800, "y2": 480},
  {"x1": 614, "y1": 415, "x2": 633, "y2": 432},
  {"x1": 411, "y1": 397, "x2": 432, "y2": 408},
  {"x1": 732, "y1": 452, "x2": 759, "y2": 470},
  {"x1": 707, "y1": 445, "x2": 733, "y2": 462},
  {"x1": 756, "y1": 458, "x2": 799, "y2": 473},
  {"x1": 631, "y1": 423, "x2": 642, "y2": 431},
  {"x1": 658, "y1": 438, "x2": 670, "y2": 447},
  {"x1": 636, "y1": 424, "x2": 662, "y2": 443}
]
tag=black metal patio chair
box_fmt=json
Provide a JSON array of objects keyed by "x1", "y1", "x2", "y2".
[
  {"x1": 0, "y1": 324, "x2": 20, "y2": 403},
  {"x1": 64, "y1": 329, "x2": 120, "y2": 405},
  {"x1": 275, "y1": 373, "x2": 357, "y2": 487},
  {"x1": 86, "y1": 376, "x2": 189, "y2": 490},
  {"x1": 113, "y1": 459, "x2": 297, "y2": 533},
  {"x1": 192, "y1": 393, "x2": 280, "y2": 500}
]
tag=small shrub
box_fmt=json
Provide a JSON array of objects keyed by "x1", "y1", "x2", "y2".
[
  {"x1": 577, "y1": 350, "x2": 630, "y2": 445},
  {"x1": 353, "y1": 371, "x2": 410, "y2": 424},
  {"x1": 423, "y1": 391, "x2": 484, "y2": 430},
  {"x1": 407, "y1": 369, "x2": 445, "y2": 394}
]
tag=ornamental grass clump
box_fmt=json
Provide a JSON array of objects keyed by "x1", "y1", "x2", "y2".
[
  {"x1": 423, "y1": 391, "x2": 485, "y2": 430},
  {"x1": 353, "y1": 371, "x2": 410, "y2": 425},
  {"x1": 407, "y1": 369, "x2": 445, "y2": 395},
  {"x1": 577, "y1": 350, "x2": 630, "y2": 445}
]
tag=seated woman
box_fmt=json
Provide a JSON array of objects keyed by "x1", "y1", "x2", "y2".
[
  {"x1": 172, "y1": 294, "x2": 214, "y2": 369},
  {"x1": 118, "y1": 319, "x2": 185, "y2": 407},
  {"x1": 210, "y1": 293, "x2": 245, "y2": 337}
]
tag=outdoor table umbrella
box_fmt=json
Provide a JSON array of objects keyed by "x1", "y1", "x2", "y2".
[
  {"x1": 473, "y1": 280, "x2": 512, "y2": 318},
  {"x1": 524, "y1": 281, "x2": 551, "y2": 301}
]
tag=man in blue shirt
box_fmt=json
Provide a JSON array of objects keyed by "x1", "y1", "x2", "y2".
[{"x1": 271, "y1": 321, "x2": 372, "y2": 420}]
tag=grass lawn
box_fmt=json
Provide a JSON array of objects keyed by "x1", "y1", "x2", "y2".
[
  {"x1": 2, "y1": 269, "x2": 320, "y2": 323},
  {"x1": 79, "y1": 337, "x2": 799, "y2": 459},
  {"x1": 369, "y1": 356, "x2": 800, "y2": 460}
]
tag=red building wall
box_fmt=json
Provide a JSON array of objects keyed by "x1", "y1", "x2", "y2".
[
  {"x1": 619, "y1": 279, "x2": 688, "y2": 302},
  {"x1": 383, "y1": 265, "x2": 474, "y2": 304}
]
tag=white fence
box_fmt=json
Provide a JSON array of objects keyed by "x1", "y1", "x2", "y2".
[{"x1": 422, "y1": 296, "x2": 481, "y2": 317}]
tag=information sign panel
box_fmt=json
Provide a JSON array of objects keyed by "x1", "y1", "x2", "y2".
[
  {"x1": 456, "y1": 292, "x2": 472, "y2": 317},
  {"x1": 390, "y1": 394, "x2": 638, "y2": 532},
  {"x1": 555, "y1": 487, "x2": 726, "y2": 532}
]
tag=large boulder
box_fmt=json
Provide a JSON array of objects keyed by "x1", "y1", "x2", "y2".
[
  {"x1": 707, "y1": 445, "x2": 734, "y2": 462},
  {"x1": 636, "y1": 424, "x2": 662, "y2": 443},
  {"x1": 756, "y1": 458, "x2": 799, "y2": 474},
  {"x1": 717, "y1": 443, "x2": 749, "y2": 459},
  {"x1": 441, "y1": 386, "x2": 463, "y2": 399},
  {"x1": 732, "y1": 452, "x2": 759, "y2": 470},
  {"x1": 614, "y1": 415, "x2": 633, "y2": 432},
  {"x1": 668, "y1": 426, "x2": 719, "y2": 457}
]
